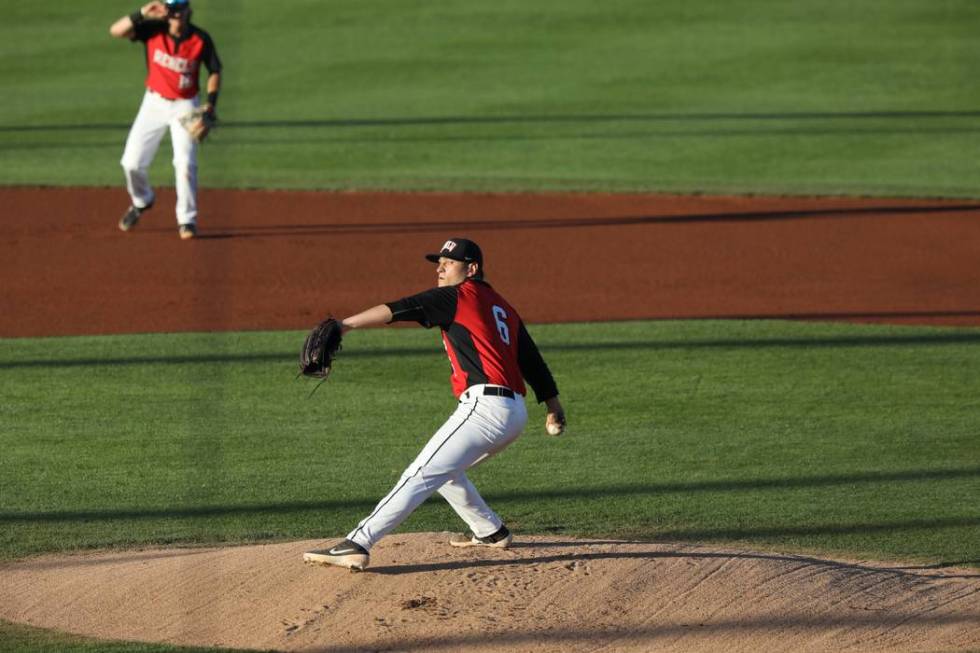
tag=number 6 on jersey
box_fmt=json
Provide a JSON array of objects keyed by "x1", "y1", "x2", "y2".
[{"x1": 492, "y1": 305, "x2": 511, "y2": 344}]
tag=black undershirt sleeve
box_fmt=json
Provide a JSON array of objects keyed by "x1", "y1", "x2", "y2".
[
  {"x1": 385, "y1": 286, "x2": 458, "y2": 328},
  {"x1": 200, "y1": 30, "x2": 222, "y2": 73},
  {"x1": 132, "y1": 19, "x2": 165, "y2": 42},
  {"x1": 517, "y1": 321, "x2": 559, "y2": 403}
]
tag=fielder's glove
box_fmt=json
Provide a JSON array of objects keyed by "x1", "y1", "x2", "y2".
[
  {"x1": 299, "y1": 317, "x2": 343, "y2": 383},
  {"x1": 179, "y1": 105, "x2": 217, "y2": 143}
]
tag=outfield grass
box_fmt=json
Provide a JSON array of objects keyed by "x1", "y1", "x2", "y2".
[
  {"x1": 2, "y1": 320, "x2": 978, "y2": 568},
  {"x1": 0, "y1": 620, "x2": 264, "y2": 653},
  {"x1": 2, "y1": 1, "x2": 979, "y2": 196}
]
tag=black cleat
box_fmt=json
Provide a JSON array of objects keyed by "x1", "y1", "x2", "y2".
[
  {"x1": 449, "y1": 524, "x2": 512, "y2": 549},
  {"x1": 118, "y1": 202, "x2": 152, "y2": 232}
]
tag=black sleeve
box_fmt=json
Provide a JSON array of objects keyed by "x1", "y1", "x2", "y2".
[
  {"x1": 199, "y1": 29, "x2": 222, "y2": 73},
  {"x1": 131, "y1": 17, "x2": 166, "y2": 42},
  {"x1": 517, "y1": 321, "x2": 559, "y2": 404},
  {"x1": 385, "y1": 286, "x2": 458, "y2": 328}
]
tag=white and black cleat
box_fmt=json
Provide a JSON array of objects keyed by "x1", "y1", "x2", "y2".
[
  {"x1": 449, "y1": 524, "x2": 512, "y2": 549},
  {"x1": 304, "y1": 539, "x2": 370, "y2": 572},
  {"x1": 178, "y1": 223, "x2": 197, "y2": 240}
]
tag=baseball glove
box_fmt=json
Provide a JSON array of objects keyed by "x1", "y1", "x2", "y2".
[
  {"x1": 179, "y1": 106, "x2": 217, "y2": 143},
  {"x1": 299, "y1": 317, "x2": 343, "y2": 382}
]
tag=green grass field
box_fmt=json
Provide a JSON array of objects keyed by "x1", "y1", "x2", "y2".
[
  {"x1": 0, "y1": 621, "x2": 262, "y2": 653},
  {"x1": 3, "y1": 321, "x2": 978, "y2": 568},
  {"x1": 2, "y1": 0, "x2": 979, "y2": 195}
]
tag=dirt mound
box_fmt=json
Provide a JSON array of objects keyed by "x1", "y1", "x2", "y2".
[{"x1": 2, "y1": 533, "x2": 978, "y2": 652}]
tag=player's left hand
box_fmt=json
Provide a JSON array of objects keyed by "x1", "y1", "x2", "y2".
[{"x1": 179, "y1": 105, "x2": 217, "y2": 143}]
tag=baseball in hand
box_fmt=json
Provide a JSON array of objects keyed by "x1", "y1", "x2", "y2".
[{"x1": 546, "y1": 421, "x2": 564, "y2": 436}]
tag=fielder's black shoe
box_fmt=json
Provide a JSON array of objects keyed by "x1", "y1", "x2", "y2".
[
  {"x1": 449, "y1": 524, "x2": 512, "y2": 549},
  {"x1": 118, "y1": 202, "x2": 152, "y2": 232},
  {"x1": 303, "y1": 539, "x2": 370, "y2": 571},
  {"x1": 178, "y1": 223, "x2": 197, "y2": 240}
]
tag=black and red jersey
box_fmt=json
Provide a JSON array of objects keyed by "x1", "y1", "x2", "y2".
[
  {"x1": 386, "y1": 279, "x2": 559, "y2": 402},
  {"x1": 132, "y1": 21, "x2": 221, "y2": 99}
]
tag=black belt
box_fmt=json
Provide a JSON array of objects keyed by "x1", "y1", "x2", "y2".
[{"x1": 467, "y1": 386, "x2": 515, "y2": 399}]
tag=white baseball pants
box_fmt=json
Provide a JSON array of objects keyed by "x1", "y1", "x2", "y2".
[
  {"x1": 120, "y1": 90, "x2": 199, "y2": 226},
  {"x1": 347, "y1": 385, "x2": 528, "y2": 551}
]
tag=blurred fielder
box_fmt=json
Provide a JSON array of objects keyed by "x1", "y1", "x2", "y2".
[{"x1": 109, "y1": 0, "x2": 222, "y2": 240}]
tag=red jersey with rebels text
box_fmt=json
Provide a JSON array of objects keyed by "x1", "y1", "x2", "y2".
[
  {"x1": 132, "y1": 21, "x2": 221, "y2": 99},
  {"x1": 386, "y1": 279, "x2": 559, "y2": 401}
]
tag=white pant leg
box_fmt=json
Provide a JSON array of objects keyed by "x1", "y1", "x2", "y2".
[
  {"x1": 168, "y1": 99, "x2": 199, "y2": 225},
  {"x1": 120, "y1": 91, "x2": 169, "y2": 209},
  {"x1": 437, "y1": 472, "x2": 503, "y2": 538},
  {"x1": 347, "y1": 391, "x2": 527, "y2": 550}
]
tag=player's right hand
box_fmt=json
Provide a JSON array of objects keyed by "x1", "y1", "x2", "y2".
[
  {"x1": 545, "y1": 412, "x2": 565, "y2": 436},
  {"x1": 544, "y1": 397, "x2": 566, "y2": 436}
]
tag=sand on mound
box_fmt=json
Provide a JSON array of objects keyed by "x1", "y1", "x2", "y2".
[{"x1": 1, "y1": 534, "x2": 978, "y2": 652}]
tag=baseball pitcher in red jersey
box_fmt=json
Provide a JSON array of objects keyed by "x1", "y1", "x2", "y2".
[
  {"x1": 109, "y1": 0, "x2": 222, "y2": 240},
  {"x1": 304, "y1": 238, "x2": 566, "y2": 571}
]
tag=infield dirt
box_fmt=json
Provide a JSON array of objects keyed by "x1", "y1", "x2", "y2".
[
  {"x1": 2, "y1": 187, "x2": 979, "y2": 652},
  {"x1": 2, "y1": 187, "x2": 980, "y2": 337}
]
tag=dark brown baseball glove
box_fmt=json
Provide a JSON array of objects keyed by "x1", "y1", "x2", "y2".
[{"x1": 299, "y1": 317, "x2": 343, "y2": 383}]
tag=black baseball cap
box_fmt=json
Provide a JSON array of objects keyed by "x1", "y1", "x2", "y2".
[
  {"x1": 425, "y1": 238, "x2": 483, "y2": 267},
  {"x1": 166, "y1": 0, "x2": 190, "y2": 12}
]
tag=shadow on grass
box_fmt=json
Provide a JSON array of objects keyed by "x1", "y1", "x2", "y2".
[
  {"x1": 0, "y1": 619, "x2": 262, "y2": 653},
  {"x1": 3, "y1": 108, "x2": 979, "y2": 133},
  {"x1": 225, "y1": 123, "x2": 980, "y2": 144},
  {"x1": 3, "y1": 329, "x2": 980, "y2": 370},
  {"x1": 2, "y1": 467, "x2": 978, "y2": 526}
]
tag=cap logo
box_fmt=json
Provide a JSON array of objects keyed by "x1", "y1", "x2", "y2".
[{"x1": 441, "y1": 240, "x2": 457, "y2": 252}]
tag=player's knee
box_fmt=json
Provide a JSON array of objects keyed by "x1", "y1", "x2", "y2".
[
  {"x1": 399, "y1": 465, "x2": 421, "y2": 482},
  {"x1": 120, "y1": 157, "x2": 141, "y2": 174},
  {"x1": 416, "y1": 463, "x2": 459, "y2": 489}
]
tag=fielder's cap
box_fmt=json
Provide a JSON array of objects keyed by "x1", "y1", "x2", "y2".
[
  {"x1": 425, "y1": 238, "x2": 483, "y2": 267},
  {"x1": 165, "y1": 0, "x2": 190, "y2": 9}
]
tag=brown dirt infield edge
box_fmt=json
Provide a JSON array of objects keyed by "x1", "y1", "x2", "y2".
[
  {"x1": 2, "y1": 187, "x2": 979, "y2": 652},
  {"x1": 2, "y1": 186, "x2": 980, "y2": 337}
]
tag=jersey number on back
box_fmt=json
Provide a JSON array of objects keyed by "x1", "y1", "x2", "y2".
[{"x1": 492, "y1": 305, "x2": 511, "y2": 345}]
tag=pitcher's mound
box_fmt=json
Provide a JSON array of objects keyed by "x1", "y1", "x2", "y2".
[{"x1": 1, "y1": 533, "x2": 978, "y2": 652}]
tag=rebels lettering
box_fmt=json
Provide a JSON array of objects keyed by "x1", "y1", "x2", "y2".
[{"x1": 153, "y1": 49, "x2": 192, "y2": 74}]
